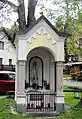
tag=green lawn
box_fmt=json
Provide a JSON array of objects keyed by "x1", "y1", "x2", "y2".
[
  {"x1": 56, "y1": 85, "x2": 82, "y2": 119},
  {"x1": 0, "y1": 98, "x2": 35, "y2": 119},
  {"x1": 0, "y1": 88, "x2": 82, "y2": 119},
  {"x1": 56, "y1": 109, "x2": 82, "y2": 119},
  {"x1": 56, "y1": 91, "x2": 82, "y2": 119},
  {"x1": 64, "y1": 85, "x2": 81, "y2": 107},
  {"x1": 63, "y1": 74, "x2": 71, "y2": 78}
]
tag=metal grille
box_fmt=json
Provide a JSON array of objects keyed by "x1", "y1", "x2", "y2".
[
  {"x1": 26, "y1": 90, "x2": 56, "y2": 112},
  {"x1": 0, "y1": 64, "x2": 15, "y2": 71}
]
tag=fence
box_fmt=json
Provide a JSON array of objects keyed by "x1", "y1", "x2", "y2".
[
  {"x1": 0, "y1": 65, "x2": 15, "y2": 71},
  {"x1": 26, "y1": 90, "x2": 56, "y2": 112}
]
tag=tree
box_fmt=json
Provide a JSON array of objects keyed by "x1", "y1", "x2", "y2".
[
  {"x1": 17, "y1": 0, "x2": 26, "y2": 30},
  {"x1": 0, "y1": 0, "x2": 17, "y2": 9},
  {"x1": 0, "y1": 0, "x2": 38, "y2": 30},
  {"x1": 61, "y1": 0, "x2": 82, "y2": 62},
  {"x1": 27, "y1": 0, "x2": 38, "y2": 27},
  {"x1": 56, "y1": 16, "x2": 63, "y2": 32},
  {"x1": 1, "y1": 0, "x2": 82, "y2": 59}
]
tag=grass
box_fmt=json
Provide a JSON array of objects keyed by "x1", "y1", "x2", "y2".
[
  {"x1": 63, "y1": 74, "x2": 71, "y2": 78},
  {"x1": 63, "y1": 85, "x2": 73, "y2": 90},
  {"x1": 64, "y1": 91, "x2": 80, "y2": 108},
  {"x1": 55, "y1": 85, "x2": 82, "y2": 119},
  {"x1": 0, "y1": 98, "x2": 35, "y2": 119},
  {"x1": 64, "y1": 85, "x2": 81, "y2": 107},
  {"x1": 55, "y1": 90, "x2": 82, "y2": 119},
  {"x1": 0, "y1": 87, "x2": 82, "y2": 119},
  {"x1": 56, "y1": 109, "x2": 82, "y2": 119}
]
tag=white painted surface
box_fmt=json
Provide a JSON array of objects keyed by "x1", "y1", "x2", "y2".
[
  {"x1": 18, "y1": 40, "x2": 26, "y2": 60},
  {"x1": 17, "y1": 19, "x2": 64, "y2": 43},
  {"x1": 56, "y1": 42, "x2": 64, "y2": 61},
  {"x1": 15, "y1": 17, "x2": 65, "y2": 107},
  {"x1": 16, "y1": 97, "x2": 26, "y2": 105},
  {"x1": 26, "y1": 48, "x2": 55, "y2": 85},
  {"x1": 0, "y1": 31, "x2": 16, "y2": 65},
  {"x1": 15, "y1": 18, "x2": 65, "y2": 62},
  {"x1": 55, "y1": 96, "x2": 64, "y2": 103}
]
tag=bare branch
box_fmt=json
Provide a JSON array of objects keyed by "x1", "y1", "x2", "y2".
[{"x1": 0, "y1": 0, "x2": 17, "y2": 10}]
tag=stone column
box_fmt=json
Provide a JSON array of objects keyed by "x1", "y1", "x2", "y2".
[
  {"x1": 55, "y1": 61, "x2": 64, "y2": 112},
  {"x1": 15, "y1": 61, "x2": 26, "y2": 102},
  {"x1": 15, "y1": 60, "x2": 27, "y2": 113},
  {"x1": 50, "y1": 62, "x2": 55, "y2": 109},
  {"x1": 50, "y1": 62, "x2": 55, "y2": 91}
]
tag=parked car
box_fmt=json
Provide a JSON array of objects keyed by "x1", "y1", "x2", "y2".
[{"x1": 0, "y1": 71, "x2": 15, "y2": 93}]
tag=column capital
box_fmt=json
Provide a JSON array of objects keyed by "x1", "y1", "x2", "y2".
[
  {"x1": 17, "y1": 60, "x2": 26, "y2": 66},
  {"x1": 56, "y1": 61, "x2": 64, "y2": 67}
]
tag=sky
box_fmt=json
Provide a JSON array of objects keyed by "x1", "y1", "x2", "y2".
[{"x1": 0, "y1": 0, "x2": 60, "y2": 28}]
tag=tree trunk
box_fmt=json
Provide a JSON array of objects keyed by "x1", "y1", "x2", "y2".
[
  {"x1": 27, "y1": 0, "x2": 38, "y2": 27},
  {"x1": 17, "y1": 0, "x2": 26, "y2": 30},
  {"x1": 0, "y1": 0, "x2": 38, "y2": 29}
]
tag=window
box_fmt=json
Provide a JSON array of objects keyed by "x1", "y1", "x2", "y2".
[
  {"x1": 0, "y1": 73, "x2": 9, "y2": 80},
  {"x1": 0, "y1": 58, "x2": 2, "y2": 65},
  {"x1": 9, "y1": 73, "x2": 15, "y2": 80},
  {"x1": 0, "y1": 41, "x2": 4, "y2": 50},
  {"x1": 9, "y1": 59, "x2": 12, "y2": 65}
]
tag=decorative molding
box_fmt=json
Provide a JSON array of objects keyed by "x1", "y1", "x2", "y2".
[
  {"x1": 26, "y1": 27, "x2": 56, "y2": 45},
  {"x1": 16, "y1": 92, "x2": 26, "y2": 97},
  {"x1": 31, "y1": 36, "x2": 36, "y2": 40},
  {"x1": 47, "y1": 35, "x2": 52, "y2": 40},
  {"x1": 40, "y1": 27, "x2": 44, "y2": 33},
  {"x1": 36, "y1": 31, "x2": 41, "y2": 35},
  {"x1": 28, "y1": 38, "x2": 32, "y2": 44},
  {"x1": 56, "y1": 62, "x2": 63, "y2": 67},
  {"x1": 18, "y1": 60, "x2": 26, "y2": 66},
  {"x1": 52, "y1": 39, "x2": 56, "y2": 45},
  {"x1": 43, "y1": 31, "x2": 48, "y2": 35}
]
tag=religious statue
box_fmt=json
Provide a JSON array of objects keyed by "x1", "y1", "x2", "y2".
[{"x1": 31, "y1": 61, "x2": 38, "y2": 89}]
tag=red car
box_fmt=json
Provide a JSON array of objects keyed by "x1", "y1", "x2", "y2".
[{"x1": 0, "y1": 71, "x2": 15, "y2": 93}]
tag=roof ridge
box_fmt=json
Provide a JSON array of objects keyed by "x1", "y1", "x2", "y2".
[{"x1": 17, "y1": 15, "x2": 67, "y2": 37}]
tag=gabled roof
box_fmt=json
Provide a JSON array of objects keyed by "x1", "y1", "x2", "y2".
[
  {"x1": 0, "y1": 27, "x2": 15, "y2": 47},
  {"x1": 17, "y1": 15, "x2": 67, "y2": 37}
]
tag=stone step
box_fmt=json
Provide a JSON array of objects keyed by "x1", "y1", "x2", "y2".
[{"x1": 22, "y1": 111, "x2": 59, "y2": 117}]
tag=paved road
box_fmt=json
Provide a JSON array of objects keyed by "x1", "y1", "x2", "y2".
[{"x1": 64, "y1": 79, "x2": 82, "y2": 88}]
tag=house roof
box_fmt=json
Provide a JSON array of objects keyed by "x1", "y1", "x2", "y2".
[
  {"x1": 17, "y1": 15, "x2": 67, "y2": 37},
  {"x1": 0, "y1": 27, "x2": 15, "y2": 47}
]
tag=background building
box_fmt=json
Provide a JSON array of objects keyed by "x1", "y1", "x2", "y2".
[{"x1": 0, "y1": 27, "x2": 16, "y2": 71}]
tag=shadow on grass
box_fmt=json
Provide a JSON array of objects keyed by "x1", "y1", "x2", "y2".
[{"x1": 74, "y1": 99, "x2": 82, "y2": 109}]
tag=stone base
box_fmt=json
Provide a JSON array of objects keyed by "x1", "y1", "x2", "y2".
[
  {"x1": 55, "y1": 95, "x2": 64, "y2": 113},
  {"x1": 56, "y1": 103, "x2": 64, "y2": 113},
  {"x1": 15, "y1": 93, "x2": 27, "y2": 114},
  {"x1": 22, "y1": 111, "x2": 59, "y2": 117},
  {"x1": 16, "y1": 103, "x2": 64, "y2": 115},
  {"x1": 15, "y1": 93, "x2": 26, "y2": 104},
  {"x1": 16, "y1": 103, "x2": 27, "y2": 114}
]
